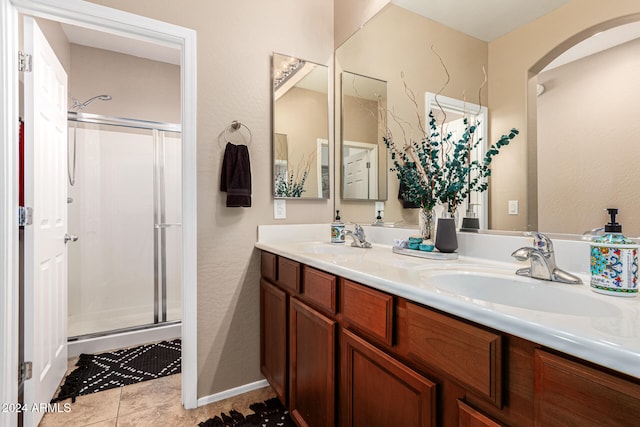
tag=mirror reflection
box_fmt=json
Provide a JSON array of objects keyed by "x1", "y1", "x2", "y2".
[
  {"x1": 335, "y1": 1, "x2": 640, "y2": 236},
  {"x1": 341, "y1": 72, "x2": 387, "y2": 201},
  {"x1": 273, "y1": 53, "x2": 329, "y2": 199}
]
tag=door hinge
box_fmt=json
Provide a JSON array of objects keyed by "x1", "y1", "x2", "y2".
[
  {"x1": 18, "y1": 51, "x2": 32, "y2": 72},
  {"x1": 366, "y1": 161, "x2": 371, "y2": 169},
  {"x1": 18, "y1": 206, "x2": 33, "y2": 227},
  {"x1": 19, "y1": 361, "x2": 33, "y2": 383}
]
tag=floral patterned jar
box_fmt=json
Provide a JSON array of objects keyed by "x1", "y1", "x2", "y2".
[{"x1": 590, "y1": 233, "x2": 638, "y2": 297}]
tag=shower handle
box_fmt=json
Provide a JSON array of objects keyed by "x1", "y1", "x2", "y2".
[{"x1": 64, "y1": 234, "x2": 78, "y2": 244}]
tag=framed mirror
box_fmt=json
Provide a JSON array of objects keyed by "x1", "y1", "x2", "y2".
[
  {"x1": 341, "y1": 71, "x2": 387, "y2": 201},
  {"x1": 272, "y1": 52, "x2": 329, "y2": 199}
]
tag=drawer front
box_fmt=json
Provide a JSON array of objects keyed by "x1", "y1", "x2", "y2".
[
  {"x1": 407, "y1": 303, "x2": 502, "y2": 406},
  {"x1": 534, "y1": 350, "x2": 640, "y2": 426},
  {"x1": 301, "y1": 266, "x2": 337, "y2": 315},
  {"x1": 261, "y1": 251, "x2": 277, "y2": 282},
  {"x1": 277, "y1": 257, "x2": 300, "y2": 294},
  {"x1": 341, "y1": 279, "x2": 393, "y2": 345}
]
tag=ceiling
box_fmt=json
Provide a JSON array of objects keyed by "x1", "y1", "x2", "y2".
[
  {"x1": 61, "y1": 23, "x2": 180, "y2": 65},
  {"x1": 390, "y1": 0, "x2": 640, "y2": 71},
  {"x1": 391, "y1": 0, "x2": 572, "y2": 42}
]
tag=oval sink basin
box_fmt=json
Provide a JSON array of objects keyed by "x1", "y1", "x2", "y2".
[{"x1": 425, "y1": 271, "x2": 621, "y2": 317}]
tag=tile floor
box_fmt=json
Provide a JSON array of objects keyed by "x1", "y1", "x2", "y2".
[{"x1": 40, "y1": 358, "x2": 276, "y2": 426}]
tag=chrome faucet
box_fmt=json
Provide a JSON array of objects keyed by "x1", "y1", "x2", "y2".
[
  {"x1": 511, "y1": 232, "x2": 582, "y2": 284},
  {"x1": 345, "y1": 224, "x2": 372, "y2": 248}
]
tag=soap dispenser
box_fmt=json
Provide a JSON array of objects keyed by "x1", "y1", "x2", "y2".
[
  {"x1": 590, "y1": 208, "x2": 638, "y2": 297},
  {"x1": 331, "y1": 210, "x2": 345, "y2": 243}
]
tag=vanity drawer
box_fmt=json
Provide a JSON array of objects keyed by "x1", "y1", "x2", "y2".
[
  {"x1": 277, "y1": 257, "x2": 300, "y2": 294},
  {"x1": 407, "y1": 303, "x2": 502, "y2": 406},
  {"x1": 301, "y1": 266, "x2": 337, "y2": 315},
  {"x1": 341, "y1": 279, "x2": 394, "y2": 346},
  {"x1": 261, "y1": 251, "x2": 277, "y2": 283}
]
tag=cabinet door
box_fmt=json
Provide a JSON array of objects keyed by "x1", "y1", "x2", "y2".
[
  {"x1": 341, "y1": 329, "x2": 436, "y2": 427},
  {"x1": 290, "y1": 297, "x2": 336, "y2": 427},
  {"x1": 260, "y1": 279, "x2": 288, "y2": 404},
  {"x1": 534, "y1": 350, "x2": 640, "y2": 426},
  {"x1": 458, "y1": 400, "x2": 503, "y2": 427}
]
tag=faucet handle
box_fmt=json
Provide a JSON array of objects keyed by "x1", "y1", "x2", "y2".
[{"x1": 525, "y1": 231, "x2": 554, "y2": 254}]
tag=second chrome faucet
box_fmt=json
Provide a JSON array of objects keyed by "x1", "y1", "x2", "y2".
[
  {"x1": 345, "y1": 224, "x2": 372, "y2": 248},
  {"x1": 511, "y1": 232, "x2": 582, "y2": 284}
]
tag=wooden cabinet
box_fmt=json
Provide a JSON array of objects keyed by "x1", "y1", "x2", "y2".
[
  {"x1": 260, "y1": 279, "x2": 287, "y2": 405},
  {"x1": 534, "y1": 350, "x2": 640, "y2": 427},
  {"x1": 341, "y1": 328, "x2": 436, "y2": 427},
  {"x1": 290, "y1": 297, "x2": 336, "y2": 427},
  {"x1": 260, "y1": 251, "x2": 640, "y2": 426}
]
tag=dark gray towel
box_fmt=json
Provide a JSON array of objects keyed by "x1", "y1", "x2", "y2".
[{"x1": 220, "y1": 143, "x2": 252, "y2": 207}]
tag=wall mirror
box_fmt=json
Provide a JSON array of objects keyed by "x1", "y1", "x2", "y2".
[
  {"x1": 341, "y1": 71, "x2": 387, "y2": 201},
  {"x1": 272, "y1": 52, "x2": 329, "y2": 199},
  {"x1": 334, "y1": 1, "x2": 640, "y2": 236}
]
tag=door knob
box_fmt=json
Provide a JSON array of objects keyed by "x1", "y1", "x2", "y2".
[{"x1": 64, "y1": 234, "x2": 78, "y2": 244}]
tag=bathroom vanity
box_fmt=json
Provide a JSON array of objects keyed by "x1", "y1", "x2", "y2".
[{"x1": 256, "y1": 225, "x2": 640, "y2": 426}]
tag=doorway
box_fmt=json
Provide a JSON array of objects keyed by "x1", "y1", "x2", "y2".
[{"x1": 0, "y1": 1, "x2": 198, "y2": 425}]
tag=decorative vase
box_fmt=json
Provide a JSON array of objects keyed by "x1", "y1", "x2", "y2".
[
  {"x1": 418, "y1": 208, "x2": 435, "y2": 240},
  {"x1": 435, "y1": 213, "x2": 458, "y2": 253}
]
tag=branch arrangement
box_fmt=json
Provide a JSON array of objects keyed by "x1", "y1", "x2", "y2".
[{"x1": 383, "y1": 48, "x2": 519, "y2": 215}]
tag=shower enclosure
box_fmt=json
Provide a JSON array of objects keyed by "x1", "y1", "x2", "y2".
[{"x1": 66, "y1": 112, "x2": 182, "y2": 339}]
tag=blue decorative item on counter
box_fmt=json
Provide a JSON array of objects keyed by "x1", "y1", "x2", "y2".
[
  {"x1": 590, "y1": 208, "x2": 638, "y2": 297},
  {"x1": 419, "y1": 242, "x2": 435, "y2": 252}
]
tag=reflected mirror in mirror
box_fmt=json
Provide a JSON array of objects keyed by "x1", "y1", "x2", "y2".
[
  {"x1": 334, "y1": 1, "x2": 640, "y2": 236},
  {"x1": 273, "y1": 53, "x2": 329, "y2": 199},
  {"x1": 341, "y1": 72, "x2": 387, "y2": 201}
]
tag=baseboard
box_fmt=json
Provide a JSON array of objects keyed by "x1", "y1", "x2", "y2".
[{"x1": 197, "y1": 379, "x2": 269, "y2": 407}]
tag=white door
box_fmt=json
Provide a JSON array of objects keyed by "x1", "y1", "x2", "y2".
[
  {"x1": 343, "y1": 150, "x2": 369, "y2": 199},
  {"x1": 23, "y1": 17, "x2": 68, "y2": 427}
]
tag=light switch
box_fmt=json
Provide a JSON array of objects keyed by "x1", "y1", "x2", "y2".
[
  {"x1": 508, "y1": 200, "x2": 519, "y2": 215},
  {"x1": 274, "y1": 199, "x2": 286, "y2": 219}
]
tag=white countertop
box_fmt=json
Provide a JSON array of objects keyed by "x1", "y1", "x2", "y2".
[{"x1": 256, "y1": 224, "x2": 640, "y2": 379}]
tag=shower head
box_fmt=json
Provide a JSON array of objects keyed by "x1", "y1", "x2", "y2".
[{"x1": 70, "y1": 94, "x2": 112, "y2": 111}]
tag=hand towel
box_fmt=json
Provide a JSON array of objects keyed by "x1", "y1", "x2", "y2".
[{"x1": 220, "y1": 142, "x2": 252, "y2": 207}]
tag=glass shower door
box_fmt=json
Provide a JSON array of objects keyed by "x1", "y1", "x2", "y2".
[{"x1": 67, "y1": 120, "x2": 182, "y2": 338}]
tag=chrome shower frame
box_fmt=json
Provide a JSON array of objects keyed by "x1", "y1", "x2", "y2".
[{"x1": 67, "y1": 111, "x2": 182, "y2": 338}]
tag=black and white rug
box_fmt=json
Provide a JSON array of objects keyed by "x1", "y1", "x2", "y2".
[
  {"x1": 52, "y1": 338, "x2": 181, "y2": 403},
  {"x1": 199, "y1": 397, "x2": 295, "y2": 427}
]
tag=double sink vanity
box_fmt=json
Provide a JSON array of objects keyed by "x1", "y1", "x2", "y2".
[{"x1": 256, "y1": 224, "x2": 640, "y2": 426}]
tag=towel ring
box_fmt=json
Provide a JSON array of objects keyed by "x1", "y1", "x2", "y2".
[{"x1": 224, "y1": 120, "x2": 252, "y2": 146}]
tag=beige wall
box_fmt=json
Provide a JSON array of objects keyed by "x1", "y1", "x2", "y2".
[
  {"x1": 334, "y1": 0, "x2": 389, "y2": 48},
  {"x1": 86, "y1": 0, "x2": 334, "y2": 399},
  {"x1": 488, "y1": 0, "x2": 640, "y2": 231},
  {"x1": 537, "y1": 38, "x2": 640, "y2": 236},
  {"x1": 335, "y1": 4, "x2": 488, "y2": 225},
  {"x1": 69, "y1": 44, "x2": 180, "y2": 123}
]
